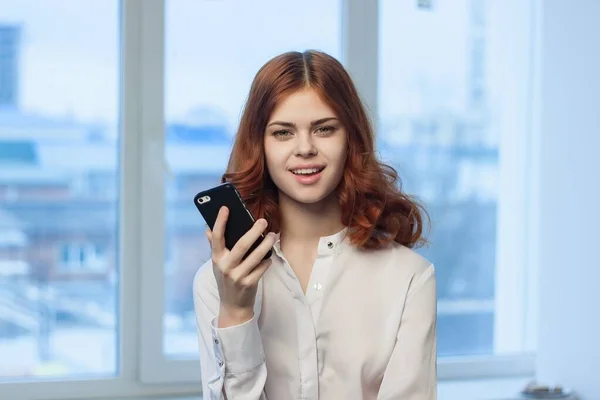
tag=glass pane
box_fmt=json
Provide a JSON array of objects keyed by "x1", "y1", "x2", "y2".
[
  {"x1": 164, "y1": 0, "x2": 342, "y2": 357},
  {"x1": 0, "y1": 1, "x2": 119, "y2": 379},
  {"x1": 379, "y1": 0, "x2": 526, "y2": 357}
]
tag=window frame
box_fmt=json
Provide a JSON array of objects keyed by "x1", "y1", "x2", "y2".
[
  {"x1": 0, "y1": 0, "x2": 539, "y2": 398},
  {"x1": 491, "y1": 0, "x2": 540, "y2": 356}
]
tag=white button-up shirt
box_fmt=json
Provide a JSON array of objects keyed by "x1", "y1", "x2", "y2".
[{"x1": 193, "y1": 229, "x2": 437, "y2": 399}]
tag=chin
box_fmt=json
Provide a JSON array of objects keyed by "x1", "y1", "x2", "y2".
[
  {"x1": 281, "y1": 185, "x2": 337, "y2": 206},
  {"x1": 290, "y1": 193, "x2": 329, "y2": 205}
]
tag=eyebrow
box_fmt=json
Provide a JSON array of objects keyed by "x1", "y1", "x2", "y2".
[{"x1": 267, "y1": 117, "x2": 339, "y2": 128}]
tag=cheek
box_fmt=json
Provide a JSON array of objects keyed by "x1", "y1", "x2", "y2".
[
  {"x1": 263, "y1": 141, "x2": 275, "y2": 168},
  {"x1": 264, "y1": 154, "x2": 276, "y2": 179},
  {"x1": 327, "y1": 138, "x2": 348, "y2": 169},
  {"x1": 337, "y1": 147, "x2": 348, "y2": 167},
  {"x1": 264, "y1": 143, "x2": 286, "y2": 175}
]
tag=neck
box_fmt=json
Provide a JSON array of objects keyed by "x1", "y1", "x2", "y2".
[{"x1": 278, "y1": 192, "x2": 345, "y2": 246}]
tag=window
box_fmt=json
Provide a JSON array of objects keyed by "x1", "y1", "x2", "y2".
[
  {"x1": 0, "y1": 0, "x2": 538, "y2": 398},
  {"x1": 378, "y1": 0, "x2": 536, "y2": 367},
  {"x1": 0, "y1": 0, "x2": 119, "y2": 382}
]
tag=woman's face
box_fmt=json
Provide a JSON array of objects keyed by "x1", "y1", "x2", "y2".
[{"x1": 264, "y1": 88, "x2": 348, "y2": 205}]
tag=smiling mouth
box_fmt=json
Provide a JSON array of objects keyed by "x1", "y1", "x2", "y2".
[{"x1": 289, "y1": 167, "x2": 325, "y2": 176}]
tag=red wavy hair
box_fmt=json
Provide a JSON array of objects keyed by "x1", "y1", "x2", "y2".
[{"x1": 222, "y1": 50, "x2": 429, "y2": 250}]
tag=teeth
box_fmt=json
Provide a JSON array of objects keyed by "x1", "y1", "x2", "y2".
[{"x1": 292, "y1": 168, "x2": 321, "y2": 175}]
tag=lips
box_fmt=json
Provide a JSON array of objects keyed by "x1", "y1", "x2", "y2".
[
  {"x1": 289, "y1": 165, "x2": 326, "y2": 175},
  {"x1": 290, "y1": 167, "x2": 325, "y2": 176},
  {"x1": 288, "y1": 165, "x2": 326, "y2": 185}
]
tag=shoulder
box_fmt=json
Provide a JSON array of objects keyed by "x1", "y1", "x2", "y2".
[
  {"x1": 388, "y1": 242, "x2": 433, "y2": 274},
  {"x1": 346, "y1": 241, "x2": 435, "y2": 293},
  {"x1": 352, "y1": 241, "x2": 433, "y2": 276},
  {"x1": 385, "y1": 243, "x2": 436, "y2": 297}
]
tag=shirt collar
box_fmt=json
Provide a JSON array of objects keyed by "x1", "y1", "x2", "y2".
[{"x1": 273, "y1": 227, "x2": 349, "y2": 257}]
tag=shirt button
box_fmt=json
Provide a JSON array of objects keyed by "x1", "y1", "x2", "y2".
[
  {"x1": 327, "y1": 241, "x2": 334, "y2": 249},
  {"x1": 218, "y1": 360, "x2": 224, "y2": 367},
  {"x1": 213, "y1": 337, "x2": 219, "y2": 345},
  {"x1": 314, "y1": 283, "x2": 323, "y2": 291}
]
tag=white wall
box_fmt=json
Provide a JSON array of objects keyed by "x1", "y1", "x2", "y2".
[{"x1": 535, "y1": 1, "x2": 600, "y2": 399}]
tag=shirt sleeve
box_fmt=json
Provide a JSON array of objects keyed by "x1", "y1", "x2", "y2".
[
  {"x1": 377, "y1": 263, "x2": 438, "y2": 400},
  {"x1": 193, "y1": 261, "x2": 268, "y2": 400}
]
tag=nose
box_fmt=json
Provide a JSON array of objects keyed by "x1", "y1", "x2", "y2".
[{"x1": 294, "y1": 132, "x2": 317, "y2": 157}]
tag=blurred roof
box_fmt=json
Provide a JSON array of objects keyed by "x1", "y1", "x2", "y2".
[{"x1": 0, "y1": 107, "x2": 234, "y2": 181}]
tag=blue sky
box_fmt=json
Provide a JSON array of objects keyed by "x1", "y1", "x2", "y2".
[{"x1": 0, "y1": 0, "x2": 477, "y2": 129}]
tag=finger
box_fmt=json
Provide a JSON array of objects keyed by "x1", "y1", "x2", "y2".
[
  {"x1": 229, "y1": 218, "x2": 269, "y2": 262},
  {"x1": 205, "y1": 229, "x2": 213, "y2": 245},
  {"x1": 236, "y1": 232, "x2": 276, "y2": 277},
  {"x1": 241, "y1": 258, "x2": 272, "y2": 287},
  {"x1": 211, "y1": 206, "x2": 228, "y2": 256}
]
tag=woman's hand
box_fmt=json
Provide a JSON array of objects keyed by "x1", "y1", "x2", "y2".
[{"x1": 206, "y1": 206, "x2": 276, "y2": 328}]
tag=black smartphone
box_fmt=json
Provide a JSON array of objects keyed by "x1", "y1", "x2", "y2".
[{"x1": 194, "y1": 182, "x2": 273, "y2": 260}]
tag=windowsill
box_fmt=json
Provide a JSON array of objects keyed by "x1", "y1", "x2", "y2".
[
  {"x1": 107, "y1": 377, "x2": 534, "y2": 400},
  {"x1": 438, "y1": 376, "x2": 533, "y2": 399}
]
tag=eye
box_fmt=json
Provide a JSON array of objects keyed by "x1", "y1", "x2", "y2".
[
  {"x1": 273, "y1": 130, "x2": 293, "y2": 138},
  {"x1": 315, "y1": 125, "x2": 336, "y2": 136}
]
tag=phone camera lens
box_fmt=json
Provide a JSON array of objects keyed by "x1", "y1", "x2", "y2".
[{"x1": 197, "y1": 195, "x2": 211, "y2": 204}]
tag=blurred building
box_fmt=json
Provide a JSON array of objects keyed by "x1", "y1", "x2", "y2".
[
  {"x1": 0, "y1": 24, "x2": 21, "y2": 109},
  {"x1": 0, "y1": 4, "x2": 498, "y2": 357}
]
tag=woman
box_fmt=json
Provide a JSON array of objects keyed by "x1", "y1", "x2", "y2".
[{"x1": 193, "y1": 50, "x2": 437, "y2": 399}]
